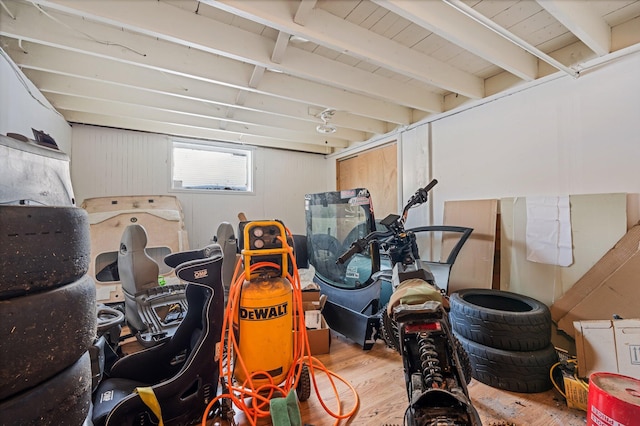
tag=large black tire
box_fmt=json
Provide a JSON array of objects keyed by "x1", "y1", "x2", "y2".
[
  {"x1": 449, "y1": 289, "x2": 551, "y2": 351},
  {"x1": 0, "y1": 205, "x2": 91, "y2": 299},
  {"x1": 0, "y1": 351, "x2": 92, "y2": 425},
  {"x1": 455, "y1": 332, "x2": 557, "y2": 393},
  {"x1": 0, "y1": 275, "x2": 96, "y2": 400}
]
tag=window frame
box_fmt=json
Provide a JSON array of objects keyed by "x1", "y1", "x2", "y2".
[{"x1": 169, "y1": 138, "x2": 255, "y2": 194}]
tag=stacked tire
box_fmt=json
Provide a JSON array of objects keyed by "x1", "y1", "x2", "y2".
[
  {"x1": 0, "y1": 206, "x2": 96, "y2": 425},
  {"x1": 449, "y1": 288, "x2": 558, "y2": 393}
]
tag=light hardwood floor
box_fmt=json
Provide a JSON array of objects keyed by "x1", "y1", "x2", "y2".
[{"x1": 220, "y1": 331, "x2": 587, "y2": 426}]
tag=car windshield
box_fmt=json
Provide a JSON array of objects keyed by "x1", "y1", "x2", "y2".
[{"x1": 304, "y1": 189, "x2": 379, "y2": 289}]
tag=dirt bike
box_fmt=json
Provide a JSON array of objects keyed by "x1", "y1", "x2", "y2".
[{"x1": 337, "y1": 180, "x2": 482, "y2": 426}]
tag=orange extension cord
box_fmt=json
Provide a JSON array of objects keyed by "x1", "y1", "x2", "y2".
[{"x1": 201, "y1": 231, "x2": 360, "y2": 426}]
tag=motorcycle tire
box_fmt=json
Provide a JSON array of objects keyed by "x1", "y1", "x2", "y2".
[
  {"x1": 0, "y1": 351, "x2": 92, "y2": 426},
  {"x1": 449, "y1": 289, "x2": 551, "y2": 351},
  {"x1": 455, "y1": 332, "x2": 557, "y2": 393},
  {"x1": 0, "y1": 274, "x2": 96, "y2": 400},
  {"x1": 452, "y1": 333, "x2": 473, "y2": 385},
  {"x1": 380, "y1": 304, "x2": 400, "y2": 352},
  {"x1": 296, "y1": 363, "x2": 311, "y2": 402},
  {"x1": 0, "y1": 205, "x2": 91, "y2": 299}
]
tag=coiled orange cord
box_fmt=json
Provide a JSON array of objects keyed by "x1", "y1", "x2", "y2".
[{"x1": 201, "y1": 229, "x2": 359, "y2": 426}]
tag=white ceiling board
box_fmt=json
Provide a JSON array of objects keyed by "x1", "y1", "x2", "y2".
[{"x1": 0, "y1": 0, "x2": 637, "y2": 153}]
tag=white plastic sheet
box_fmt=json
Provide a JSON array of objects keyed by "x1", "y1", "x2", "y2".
[{"x1": 525, "y1": 196, "x2": 573, "y2": 266}]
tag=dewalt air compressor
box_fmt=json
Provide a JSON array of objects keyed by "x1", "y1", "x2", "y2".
[
  {"x1": 202, "y1": 220, "x2": 360, "y2": 426},
  {"x1": 233, "y1": 220, "x2": 294, "y2": 388}
]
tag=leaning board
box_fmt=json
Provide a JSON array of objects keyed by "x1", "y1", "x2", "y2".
[
  {"x1": 82, "y1": 195, "x2": 189, "y2": 303},
  {"x1": 443, "y1": 199, "x2": 498, "y2": 293},
  {"x1": 500, "y1": 193, "x2": 626, "y2": 307}
]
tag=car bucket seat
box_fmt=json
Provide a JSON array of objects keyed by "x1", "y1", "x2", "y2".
[
  {"x1": 118, "y1": 224, "x2": 187, "y2": 347},
  {"x1": 92, "y1": 244, "x2": 224, "y2": 425}
]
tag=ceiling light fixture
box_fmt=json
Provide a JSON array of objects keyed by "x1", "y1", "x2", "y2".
[{"x1": 316, "y1": 108, "x2": 336, "y2": 134}]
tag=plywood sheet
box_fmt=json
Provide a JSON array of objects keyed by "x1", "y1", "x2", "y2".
[
  {"x1": 337, "y1": 142, "x2": 397, "y2": 219},
  {"x1": 443, "y1": 199, "x2": 498, "y2": 293},
  {"x1": 500, "y1": 193, "x2": 627, "y2": 307}
]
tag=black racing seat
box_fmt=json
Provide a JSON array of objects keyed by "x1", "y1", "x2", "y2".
[
  {"x1": 118, "y1": 224, "x2": 187, "y2": 347},
  {"x1": 92, "y1": 244, "x2": 224, "y2": 425}
]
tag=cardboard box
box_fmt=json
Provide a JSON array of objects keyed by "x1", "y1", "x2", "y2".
[
  {"x1": 614, "y1": 319, "x2": 640, "y2": 377},
  {"x1": 302, "y1": 289, "x2": 321, "y2": 302},
  {"x1": 551, "y1": 224, "x2": 640, "y2": 333},
  {"x1": 574, "y1": 319, "x2": 640, "y2": 378},
  {"x1": 306, "y1": 315, "x2": 330, "y2": 355},
  {"x1": 298, "y1": 289, "x2": 330, "y2": 355},
  {"x1": 558, "y1": 250, "x2": 640, "y2": 337}
]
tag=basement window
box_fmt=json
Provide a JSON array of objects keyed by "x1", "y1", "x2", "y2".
[{"x1": 171, "y1": 140, "x2": 253, "y2": 193}]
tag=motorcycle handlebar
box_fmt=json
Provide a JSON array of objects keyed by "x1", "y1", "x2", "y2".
[
  {"x1": 337, "y1": 180, "x2": 438, "y2": 264},
  {"x1": 403, "y1": 179, "x2": 438, "y2": 216},
  {"x1": 423, "y1": 178, "x2": 439, "y2": 193},
  {"x1": 336, "y1": 244, "x2": 361, "y2": 265},
  {"x1": 336, "y1": 229, "x2": 393, "y2": 264}
]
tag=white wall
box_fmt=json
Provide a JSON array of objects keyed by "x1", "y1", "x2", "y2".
[
  {"x1": 396, "y1": 50, "x2": 640, "y2": 227},
  {"x1": 71, "y1": 124, "x2": 329, "y2": 248},
  {"x1": 0, "y1": 48, "x2": 71, "y2": 153},
  {"x1": 388, "y1": 51, "x2": 640, "y2": 303}
]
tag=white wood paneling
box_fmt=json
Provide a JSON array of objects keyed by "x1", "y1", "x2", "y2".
[
  {"x1": 400, "y1": 125, "x2": 431, "y2": 229},
  {"x1": 71, "y1": 124, "x2": 329, "y2": 248},
  {"x1": 71, "y1": 125, "x2": 167, "y2": 197}
]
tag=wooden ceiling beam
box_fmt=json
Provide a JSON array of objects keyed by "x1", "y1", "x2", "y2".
[
  {"x1": 4, "y1": 39, "x2": 388, "y2": 135},
  {"x1": 60, "y1": 110, "x2": 335, "y2": 154},
  {"x1": 24, "y1": 0, "x2": 440, "y2": 114},
  {"x1": 536, "y1": 0, "x2": 611, "y2": 57},
  {"x1": 374, "y1": 0, "x2": 539, "y2": 81},
  {"x1": 46, "y1": 92, "x2": 351, "y2": 147},
  {"x1": 204, "y1": 0, "x2": 484, "y2": 98}
]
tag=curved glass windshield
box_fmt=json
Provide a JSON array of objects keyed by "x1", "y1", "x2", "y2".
[{"x1": 304, "y1": 189, "x2": 378, "y2": 289}]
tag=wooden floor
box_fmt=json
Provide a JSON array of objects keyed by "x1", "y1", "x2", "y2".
[
  {"x1": 218, "y1": 331, "x2": 587, "y2": 426},
  {"x1": 123, "y1": 321, "x2": 585, "y2": 425}
]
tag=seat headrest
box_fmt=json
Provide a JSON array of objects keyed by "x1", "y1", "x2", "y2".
[
  {"x1": 201, "y1": 244, "x2": 223, "y2": 259},
  {"x1": 176, "y1": 254, "x2": 223, "y2": 287},
  {"x1": 164, "y1": 243, "x2": 223, "y2": 269},
  {"x1": 120, "y1": 224, "x2": 148, "y2": 253}
]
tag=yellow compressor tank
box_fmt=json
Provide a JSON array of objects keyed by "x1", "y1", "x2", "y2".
[{"x1": 234, "y1": 273, "x2": 293, "y2": 387}]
